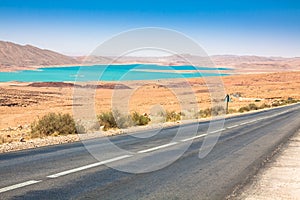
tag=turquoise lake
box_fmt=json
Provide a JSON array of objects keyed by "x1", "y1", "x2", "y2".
[{"x1": 0, "y1": 64, "x2": 230, "y2": 82}]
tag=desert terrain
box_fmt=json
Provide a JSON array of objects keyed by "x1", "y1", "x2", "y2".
[
  {"x1": 1, "y1": 71, "x2": 299, "y2": 129},
  {"x1": 0, "y1": 41, "x2": 299, "y2": 150},
  {"x1": 0, "y1": 71, "x2": 299, "y2": 147}
]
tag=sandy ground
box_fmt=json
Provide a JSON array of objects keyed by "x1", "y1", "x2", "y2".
[
  {"x1": 234, "y1": 131, "x2": 300, "y2": 200},
  {"x1": 1, "y1": 71, "x2": 299, "y2": 127},
  {"x1": 0, "y1": 71, "x2": 299, "y2": 145}
]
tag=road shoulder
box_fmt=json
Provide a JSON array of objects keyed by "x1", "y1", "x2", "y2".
[{"x1": 233, "y1": 130, "x2": 300, "y2": 200}]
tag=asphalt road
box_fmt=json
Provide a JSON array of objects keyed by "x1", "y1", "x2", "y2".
[{"x1": 1, "y1": 103, "x2": 300, "y2": 200}]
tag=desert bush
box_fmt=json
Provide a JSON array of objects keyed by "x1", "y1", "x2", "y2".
[
  {"x1": 114, "y1": 111, "x2": 132, "y2": 129},
  {"x1": 284, "y1": 97, "x2": 298, "y2": 104},
  {"x1": 248, "y1": 103, "x2": 259, "y2": 110},
  {"x1": 228, "y1": 108, "x2": 237, "y2": 114},
  {"x1": 272, "y1": 98, "x2": 299, "y2": 106},
  {"x1": 0, "y1": 134, "x2": 13, "y2": 144},
  {"x1": 238, "y1": 106, "x2": 250, "y2": 113},
  {"x1": 98, "y1": 110, "x2": 151, "y2": 131},
  {"x1": 198, "y1": 106, "x2": 226, "y2": 118},
  {"x1": 198, "y1": 108, "x2": 211, "y2": 118},
  {"x1": 131, "y1": 112, "x2": 151, "y2": 126},
  {"x1": 212, "y1": 106, "x2": 226, "y2": 115},
  {"x1": 180, "y1": 110, "x2": 201, "y2": 120},
  {"x1": 271, "y1": 101, "x2": 280, "y2": 107},
  {"x1": 31, "y1": 113, "x2": 77, "y2": 137},
  {"x1": 238, "y1": 103, "x2": 259, "y2": 113},
  {"x1": 178, "y1": 112, "x2": 186, "y2": 117},
  {"x1": 98, "y1": 111, "x2": 118, "y2": 131},
  {"x1": 75, "y1": 122, "x2": 87, "y2": 134},
  {"x1": 259, "y1": 103, "x2": 271, "y2": 109},
  {"x1": 165, "y1": 111, "x2": 181, "y2": 122}
]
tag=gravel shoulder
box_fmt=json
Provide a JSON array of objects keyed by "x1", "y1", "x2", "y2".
[{"x1": 234, "y1": 130, "x2": 300, "y2": 200}]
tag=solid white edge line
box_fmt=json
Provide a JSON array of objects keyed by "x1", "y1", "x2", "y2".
[
  {"x1": 138, "y1": 142, "x2": 178, "y2": 153},
  {"x1": 181, "y1": 134, "x2": 207, "y2": 142},
  {"x1": 0, "y1": 180, "x2": 41, "y2": 193},
  {"x1": 47, "y1": 155, "x2": 132, "y2": 178},
  {"x1": 239, "y1": 122, "x2": 249, "y2": 125}
]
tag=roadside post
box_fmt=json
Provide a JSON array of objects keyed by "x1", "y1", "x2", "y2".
[{"x1": 225, "y1": 94, "x2": 230, "y2": 114}]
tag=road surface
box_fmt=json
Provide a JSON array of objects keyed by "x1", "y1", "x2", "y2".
[{"x1": 1, "y1": 103, "x2": 300, "y2": 200}]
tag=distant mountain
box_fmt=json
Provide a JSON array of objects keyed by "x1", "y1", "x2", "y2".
[
  {"x1": 78, "y1": 54, "x2": 300, "y2": 73},
  {"x1": 210, "y1": 55, "x2": 300, "y2": 72},
  {"x1": 0, "y1": 41, "x2": 79, "y2": 71},
  {"x1": 87, "y1": 54, "x2": 300, "y2": 72},
  {"x1": 1, "y1": 40, "x2": 299, "y2": 73}
]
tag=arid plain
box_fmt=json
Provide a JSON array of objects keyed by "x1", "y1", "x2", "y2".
[
  {"x1": 0, "y1": 71, "x2": 299, "y2": 146},
  {"x1": 1, "y1": 41, "x2": 300, "y2": 150}
]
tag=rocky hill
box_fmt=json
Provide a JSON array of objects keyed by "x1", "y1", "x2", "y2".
[{"x1": 0, "y1": 41, "x2": 79, "y2": 71}]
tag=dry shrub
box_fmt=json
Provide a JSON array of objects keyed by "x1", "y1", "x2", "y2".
[{"x1": 31, "y1": 113, "x2": 78, "y2": 137}]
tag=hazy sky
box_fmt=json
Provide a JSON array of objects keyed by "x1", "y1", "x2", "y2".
[{"x1": 0, "y1": 0, "x2": 300, "y2": 57}]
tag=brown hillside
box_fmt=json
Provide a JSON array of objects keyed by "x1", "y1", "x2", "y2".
[{"x1": 0, "y1": 41, "x2": 79, "y2": 71}]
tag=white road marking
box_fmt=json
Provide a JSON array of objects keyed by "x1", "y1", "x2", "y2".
[
  {"x1": 256, "y1": 117, "x2": 267, "y2": 121},
  {"x1": 0, "y1": 180, "x2": 41, "y2": 193},
  {"x1": 47, "y1": 155, "x2": 132, "y2": 178},
  {"x1": 0, "y1": 106, "x2": 297, "y2": 193},
  {"x1": 209, "y1": 128, "x2": 226, "y2": 134},
  {"x1": 226, "y1": 124, "x2": 239, "y2": 129},
  {"x1": 239, "y1": 122, "x2": 250, "y2": 125},
  {"x1": 235, "y1": 109, "x2": 290, "y2": 126},
  {"x1": 137, "y1": 142, "x2": 178, "y2": 153},
  {"x1": 276, "y1": 111, "x2": 285, "y2": 116},
  {"x1": 181, "y1": 134, "x2": 207, "y2": 142}
]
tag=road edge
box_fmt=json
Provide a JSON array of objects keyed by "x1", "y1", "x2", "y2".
[{"x1": 226, "y1": 127, "x2": 300, "y2": 199}]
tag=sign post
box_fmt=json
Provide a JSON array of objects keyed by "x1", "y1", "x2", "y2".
[{"x1": 225, "y1": 94, "x2": 230, "y2": 114}]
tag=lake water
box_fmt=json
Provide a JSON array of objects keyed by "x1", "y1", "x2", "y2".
[{"x1": 0, "y1": 64, "x2": 230, "y2": 82}]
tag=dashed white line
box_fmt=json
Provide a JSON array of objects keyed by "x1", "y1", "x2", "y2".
[
  {"x1": 47, "y1": 155, "x2": 132, "y2": 178},
  {"x1": 256, "y1": 117, "x2": 266, "y2": 121},
  {"x1": 181, "y1": 134, "x2": 207, "y2": 142},
  {"x1": 0, "y1": 107, "x2": 296, "y2": 194},
  {"x1": 0, "y1": 180, "x2": 41, "y2": 193},
  {"x1": 226, "y1": 124, "x2": 239, "y2": 129},
  {"x1": 239, "y1": 122, "x2": 250, "y2": 125},
  {"x1": 137, "y1": 142, "x2": 178, "y2": 153},
  {"x1": 209, "y1": 128, "x2": 226, "y2": 134}
]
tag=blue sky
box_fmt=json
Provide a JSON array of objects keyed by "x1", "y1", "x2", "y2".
[{"x1": 0, "y1": 0, "x2": 300, "y2": 57}]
